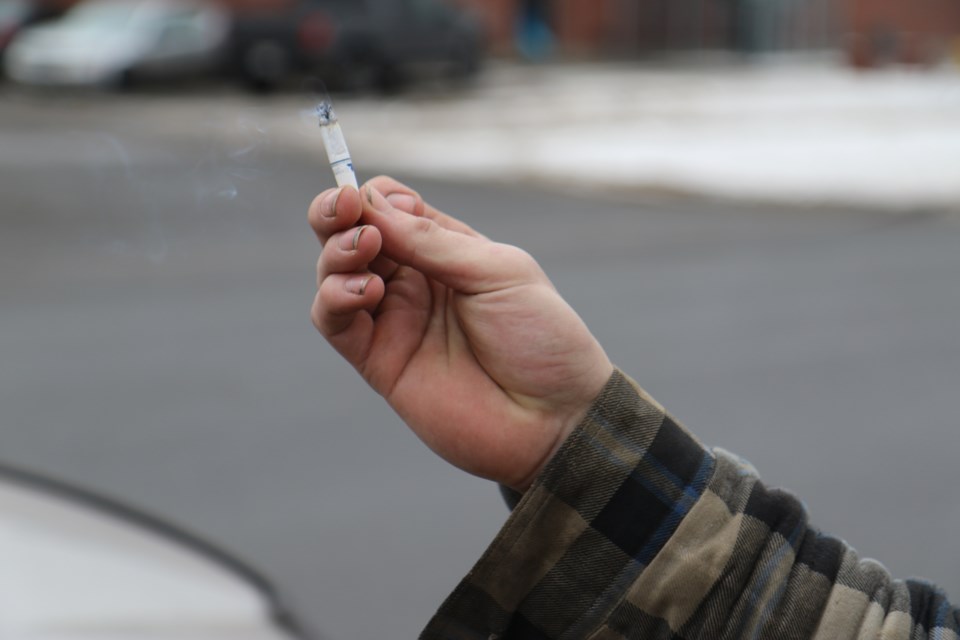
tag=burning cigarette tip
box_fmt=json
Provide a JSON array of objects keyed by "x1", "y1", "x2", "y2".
[{"x1": 316, "y1": 101, "x2": 337, "y2": 127}]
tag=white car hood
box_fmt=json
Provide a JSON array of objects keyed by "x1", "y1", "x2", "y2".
[{"x1": 0, "y1": 478, "x2": 292, "y2": 640}]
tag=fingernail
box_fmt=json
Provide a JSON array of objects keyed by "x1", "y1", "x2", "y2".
[
  {"x1": 365, "y1": 185, "x2": 391, "y2": 213},
  {"x1": 386, "y1": 193, "x2": 417, "y2": 213},
  {"x1": 321, "y1": 188, "x2": 343, "y2": 218},
  {"x1": 339, "y1": 226, "x2": 366, "y2": 252},
  {"x1": 345, "y1": 275, "x2": 372, "y2": 295}
]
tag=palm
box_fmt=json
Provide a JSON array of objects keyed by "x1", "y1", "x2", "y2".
[{"x1": 363, "y1": 258, "x2": 606, "y2": 488}]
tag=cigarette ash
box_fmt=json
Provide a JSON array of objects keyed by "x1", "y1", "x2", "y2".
[{"x1": 315, "y1": 101, "x2": 337, "y2": 127}]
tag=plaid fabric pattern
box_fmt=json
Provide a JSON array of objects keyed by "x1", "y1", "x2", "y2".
[{"x1": 421, "y1": 370, "x2": 959, "y2": 640}]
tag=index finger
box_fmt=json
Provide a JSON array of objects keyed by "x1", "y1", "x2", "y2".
[
  {"x1": 365, "y1": 175, "x2": 486, "y2": 240},
  {"x1": 362, "y1": 185, "x2": 543, "y2": 294}
]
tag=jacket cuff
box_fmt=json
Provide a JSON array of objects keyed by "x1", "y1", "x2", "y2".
[
  {"x1": 421, "y1": 369, "x2": 715, "y2": 639},
  {"x1": 498, "y1": 484, "x2": 523, "y2": 511}
]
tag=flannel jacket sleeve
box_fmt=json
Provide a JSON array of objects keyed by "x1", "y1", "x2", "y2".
[{"x1": 420, "y1": 369, "x2": 959, "y2": 640}]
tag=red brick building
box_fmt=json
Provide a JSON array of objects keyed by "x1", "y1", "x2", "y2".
[
  {"x1": 845, "y1": 0, "x2": 960, "y2": 65},
  {"x1": 455, "y1": 0, "x2": 960, "y2": 63},
  {"x1": 32, "y1": 0, "x2": 959, "y2": 65},
  {"x1": 455, "y1": 0, "x2": 627, "y2": 55}
]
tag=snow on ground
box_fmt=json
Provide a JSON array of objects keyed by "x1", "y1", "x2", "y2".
[{"x1": 277, "y1": 59, "x2": 960, "y2": 211}]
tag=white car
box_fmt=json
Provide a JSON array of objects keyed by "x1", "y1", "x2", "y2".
[
  {"x1": 4, "y1": 0, "x2": 230, "y2": 87},
  {"x1": 0, "y1": 464, "x2": 307, "y2": 639}
]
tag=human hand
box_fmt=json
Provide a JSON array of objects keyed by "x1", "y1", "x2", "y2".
[{"x1": 309, "y1": 177, "x2": 613, "y2": 491}]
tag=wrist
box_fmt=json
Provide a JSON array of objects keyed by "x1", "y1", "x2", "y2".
[{"x1": 509, "y1": 360, "x2": 615, "y2": 492}]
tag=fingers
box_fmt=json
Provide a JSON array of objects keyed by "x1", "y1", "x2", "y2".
[
  {"x1": 361, "y1": 184, "x2": 544, "y2": 294},
  {"x1": 308, "y1": 176, "x2": 483, "y2": 270},
  {"x1": 308, "y1": 176, "x2": 479, "y2": 291},
  {"x1": 311, "y1": 224, "x2": 385, "y2": 366},
  {"x1": 310, "y1": 186, "x2": 386, "y2": 367},
  {"x1": 308, "y1": 185, "x2": 362, "y2": 246},
  {"x1": 309, "y1": 180, "x2": 409, "y2": 282},
  {"x1": 316, "y1": 223, "x2": 383, "y2": 285},
  {"x1": 366, "y1": 176, "x2": 426, "y2": 217},
  {"x1": 365, "y1": 175, "x2": 485, "y2": 239},
  {"x1": 311, "y1": 273, "x2": 385, "y2": 366}
]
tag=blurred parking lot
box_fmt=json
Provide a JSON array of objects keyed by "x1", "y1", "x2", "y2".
[
  {"x1": 4, "y1": 54, "x2": 957, "y2": 210},
  {"x1": 0, "y1": 0, "x2": 484, "y2": 92},
  {"x1": 2, "y1": 43, "x2": 960, "y2": 640}
]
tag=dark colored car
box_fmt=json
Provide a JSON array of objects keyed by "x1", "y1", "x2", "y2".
[{"x1": 230, "y1": 0, "x2": 484, "y2": 92}]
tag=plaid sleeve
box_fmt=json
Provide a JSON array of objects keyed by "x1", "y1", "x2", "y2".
[{"x1": 420, "y1": 370, "x2": 959, "y2": 640}]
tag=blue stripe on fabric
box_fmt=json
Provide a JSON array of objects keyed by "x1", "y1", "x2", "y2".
[
  {"x1": 933, "y1": 595, "x2": 954, "y2": 637},
  {"x1": 633, "y1": 451, "x2": 716, "y2": 566},
  {"x1": 578, "y1": 407, "x2": 716, "y2": 567},
  {"x1": 582, "y1": 407, "x2": 708, "y2": 508},
  {"x1": 726, "y1": 516, "x2": 805, "y2": 640},
  {"x1": 642, "y1": 453, "x2": 707, "y2": 507},
  {"x1": 751, "y1": 520, "x2": 806, "y2": 640},
  {"x1": 561, "y1": 450, "x2": 717, "y2": 640},
  {"x1": 577, "y1": 430, "x2": 706, "y2": 552}
]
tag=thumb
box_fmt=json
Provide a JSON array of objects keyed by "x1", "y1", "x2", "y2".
[{"x1": 362, "y1": 186, "x2": 541, "y2": 294}]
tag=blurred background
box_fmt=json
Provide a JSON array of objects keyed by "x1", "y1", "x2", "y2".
[{"x1": 1, "y1": 0, "x2": 959, "y2": 638}]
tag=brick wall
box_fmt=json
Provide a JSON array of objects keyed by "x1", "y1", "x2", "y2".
[
  {"x1": 553, "y1": 0, "x2": 614, "y2": 53},
  {"x1": 452, "y1": 0, "x2": 642, "y2": 54},
  {"x1": 845, "y1": 0, "x2": 960, "y2": 65},
  {"x1": 452, "y1": 0, "x2": 518, "y2": 53},
  {"x1": 452, "y1": 0, "x2": 959, "y2": 61},
  {"x1": 42, "y1": 0, "x2": 957, "y2": 60}
]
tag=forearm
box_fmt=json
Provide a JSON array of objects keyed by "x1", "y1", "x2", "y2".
[
  {"x1": 422, "y1": 370, "x2": 717, "y2": 638},
  {"x1": 422, "y1": 369, "x2": 958, "y2": 639},
  {"x1": 670, "y1": 448, "x2": 954, "y2": 639}
]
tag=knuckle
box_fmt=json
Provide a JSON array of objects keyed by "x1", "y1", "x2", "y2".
[
  {"x1": 498, "y1": 244, "x2": 544, "y2": 278},
  {"x1": 499, "y1": 243, "x2": 533, "y2": 265},
  {"x1": 407, "y1": 217, "x2": 438, "y2": 262},
  {"x1": 413, "y1": 215, "x2": 436, "y2": 235},
  {"x1": 317, "y1": 274, "x2": 338, "y2": 300}
]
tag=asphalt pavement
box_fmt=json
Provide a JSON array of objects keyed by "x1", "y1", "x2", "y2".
[{"x1": 1, "y1": 85, "x2": 960, "y2": 639}]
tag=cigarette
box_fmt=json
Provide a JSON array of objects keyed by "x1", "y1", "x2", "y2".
[{"x1": 316, "y1": 98, "x2": 358, "y2": 190}]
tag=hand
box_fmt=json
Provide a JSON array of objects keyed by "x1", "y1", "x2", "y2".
[{"x1": 309, "y1": 177, "x2": 613, "y2": 490}]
